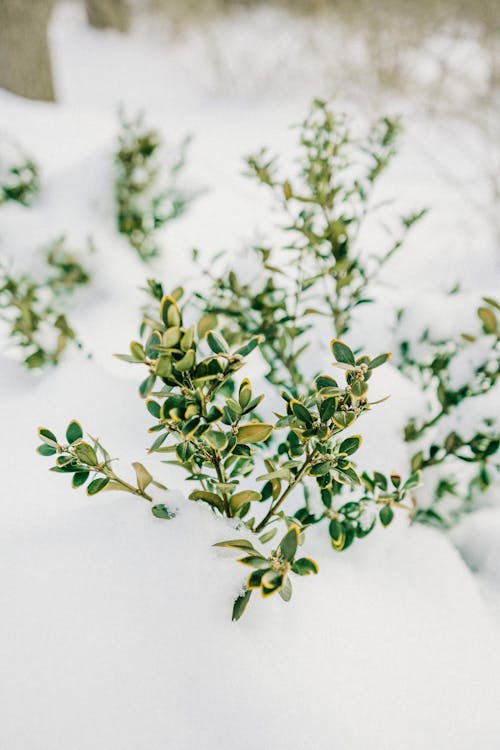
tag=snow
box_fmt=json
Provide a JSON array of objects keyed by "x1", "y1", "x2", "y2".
[{"x1": 1, "y1": 2, "x2": 500, "y2": 748}]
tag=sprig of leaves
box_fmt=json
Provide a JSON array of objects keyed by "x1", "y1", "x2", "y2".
[
  {"x1": 0, "y1": 142, "x2": 39, "y2": 207},
  {"x1": 196, "y1": 99, "x2": 425, "y2": 392},
  {"x1": 397, "y1": 297, "x2": 500, "y2": 527},
  {"x1": 115, "y1": 114, "x2": 192, "y2": 261},
  {"x1": 0, "y1": 240, "x2": 91, "y2": 370},
  {"x1": 215, "y1": 525, "x2": 318, "y2": 620},
  {"x1": 37, "y1": 421, "x2": 174, "y2": 518}
]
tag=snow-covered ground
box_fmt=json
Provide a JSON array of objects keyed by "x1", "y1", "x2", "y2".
[{"x1": 1, "y1": 3, "x2": 499, "y2": 748}]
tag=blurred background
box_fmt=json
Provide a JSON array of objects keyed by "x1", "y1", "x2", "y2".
[{"x1": 1, "y1": 0, "x2": 499, "y2": 246}]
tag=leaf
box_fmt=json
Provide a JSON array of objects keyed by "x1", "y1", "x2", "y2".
[
  {"x1": 190, "y1": 490, "x2": 224, "y2": 512},
  {"x1": 38, "y1": 427, "x2": 58, "y2": 447},
  {"x1": 292, "y1": 557, "x2": 319, "y2": 575},
  {"x1": 279, "y1": 576, "x2": 293, "y2": 602},
  {"x1": 74, "y1": 442, "x2": 98, "y2": 466},
  {"x1": 66, "y1": 421, "x2": 83, "y2": 444},
  {"x1": 309, "y1": 461, "x2": 331, "y2": 476},
  {"x1": 175, "y1": 349, "x2": 196, "y2": 372},
  {"x1": 72, "y1": 471, "x2": 89, "y2": 488},
  {"x1": 238, "y1": 555, "x2": 269, "y2": 569},
  {"x1": 204, "y1": 430, "x2": 228, "y2": 451},
  {"x1": 339, "y1": 435, "x2": 362, "y2": 455},
  {"x1": 261, "y1": 570, "x2": 283, "y2": 596},
  {"x1": 160, "y1": 296, "x2": 181, "y2": 327},
  {"x1": 379, "y1": 505, "x2": 394, "y2": 527},
  {"x1": 477, "y1": 306, "x2": 497, "y2": 334},
  {"x1": 235, "y1": 336, "x2": 262, "y2": 357},
  {"x1": 139, "y1": 374, "x2": 156, "y2": 398},
  {"x1": 236, "y1": 423, "x2": 273, "y2": 444},
  {"x1": 206, "y1": 330, "x2": 228, "y2": 354},
  {"x1": 37, "y1": 444, "x2": 56, "y2": 457},
  {"x1": 230, "y1": 490, "x2": 261, "y2": 511},
  {"x1": 238, "y1": 379, "x2": 252, "y2": 409},
  {"x1": 130, "y1": 341, "x2": 146, "y2": 361},
  {"x1": 197, "y1": 313, "x2": 218, "y2": 338},
  {"x1": 482, "y1": 296, "x2": 500, "y2": 311},
  {"x1": 331, "y1": 339, "x2": 355, "y2": 366},
  {"x1": 368, "y1": 352, "x2": 391, "y2": 369},
  {"x1": 279, "y1": 526, "x2": 299, "y2": 562},
  {"x1": 319, "y1": 397, "x2": 336, "y2": 422},
  {"x1": 332, "y1": 411, "x2": 357, "y2": 429},
  {"x1": 151, "y1": 504, "x2": 176, "y2": 519},
  {"x1": 214, "y1": 539, "x2": 257, "y2": 551},
  {"x1": 291, "y1": 400, "x2": 313, "y2": 425},
  {"x1": 146, "y1": 399, "x2": 161, "y2": 418},
  {"x1": 232, "y1": 590, "x2": 252, "y2": 621},
  {"x1": 329, "y1": 519, "x2": 343, "y2": 542},
  {"x1": 259, "y1": 527, "x2": 277, "y2": 544},
  {"x1": 402, "y1": 471, "x2": 421, "y2": 491},
  {"x1": 87, "y1": 477, "x2": 110, "y2": 495},
  {"x1": 132, "y1": 462, "x2": 153, "y2": 492}
]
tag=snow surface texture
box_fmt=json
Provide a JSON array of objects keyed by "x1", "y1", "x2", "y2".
[{"x1": 1, "y1": 3, "x2": 499, "y2": 749}]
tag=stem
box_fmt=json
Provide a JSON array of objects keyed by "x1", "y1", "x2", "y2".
[
  {"x1": 408, "y1": 408, "x2": 447, "y2": 440},
  {"x1": 255, "y1": 450, "x2": 316, "y2": 532},
  {"x1": 104, "y1": 469, "x2": 153, "y2": 502}
]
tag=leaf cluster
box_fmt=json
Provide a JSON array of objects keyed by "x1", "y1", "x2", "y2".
[
  {"x1": 115, "y1": 114, "x2": 191, "y2": 261},
  {"x1": 196, "y1": 99, "x2": 425, "y2": 391},
  {"x1": 0, "y1": 238, "x2": 91, "y2": 370}
]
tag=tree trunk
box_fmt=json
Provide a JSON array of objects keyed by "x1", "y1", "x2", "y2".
[
  {"x1": 85, "y1": 0, "x2": 131, "y2": 32},
  {"x1": 0, "y1": 0, "x2": 55, "y2": 101}
]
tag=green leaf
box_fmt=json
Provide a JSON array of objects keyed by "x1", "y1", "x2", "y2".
[
  {"x1": 160, "y1": 296, "x2": 181, "y2": 327},
  {"x1": 206, "y1": 330, "x2": 228, "y2": 354},
  {"x1": 238, "y1": 379, "x2": 252, "y2": 409},
  {"x1": 132, "y1": 462, "x2": 153, "y2": 492},
  {"x1": 329, "y1": 519, "x2": 343, "y2": 542},
  {"x1": 379, "y1": 505, "x2": 394, "y2": 527},
  {"x1": 151, "y1": 504, "x2": 176, "y2": 519},
  {"x1": 139, "y1": 374, "x2": 156, "y2": 398},
  {"x1": 319, "y1": 397, "x2": 336, "y2": 422},
  {"x1": 74, "y1": 442, "x2": 98, "y2": 466},
  {"x1": 146, "y1": 399, "x2": 161, "y2": 418},
  {"x1": 214, "y1": 539, "x2": 257, "y2": 551},
  {"x1": 292, "y1": 557, "x2": 319, "y2": 575},
  {"x1": 232, "y1": 590, "x2": 252, "y2": 621},
  {"x1": 197, "y1": 313, "x2": 218, "y2": 338},
  {"x1": 38, "y1": 428, "x2": 58, "y2": 446},
  {"x1": 279, "y1": 526, "x2": 299, "y2": 562},
  {"x1": 72, "y1": 471, "x2": 89, "y2": 488},
  {"x1": 230, "y1": 490, "x2": 261, "y2": 511},
  {"x1": 87, "y1": 477, "x2": 110, "y2": 495},
  {"x1": 37, "y1": 443, "x2": 56, "y2": 457},
  {"x1": 368, "y1": 352, "x2": 391, "y2": 369},
  {"x1": 259, "y1": 528, "x2": 278, "y2": 544},
  {"x1": 238, "y1": 555, "x2": 269, "y2": 569},
  {"x1": 332, "y1": 411, "x2": 357, "y2": 429},
  {"x1": 402, "y1": 471, "x2": 421, "y2": 491},
  {"x1": 175, "y1": 349, "x2": 196, "y2": 372},
  {"x1": 309, "y1": 461, "x2": 331, "y2": 477},
  {"x1": 477, "y1": 306, "x2": 497, "y2": 334},
  {"x1": 236, "y1": 423, "x2": 273, "y2": 444},
  {"x1": 190, "y1": 490, "x2": 224, "y2": 512},
  {"x1": 235, "y1": 336, "x2": 262, "y2": 357},
  {"x1": 339, "y1": 435, "x2": 362, "y2": 455},
  {"x1": 130, "y1": 341, "x2": 146, "y2": 361},
  {"x1": 204, "y1": 430, "x2": 228, "y2": 451},
  {"x1": 290, "y1": 400, "x2": 313, "y2": 425},
  {"x1": 279, "y1": 576, "x2": 293, "y2": 602},
  {"x1": 331, "y1": 339, "x2": 355, "y2": 366},
  {"x1": 66, "y1": 421, "x2": 83, "y2": 444}
]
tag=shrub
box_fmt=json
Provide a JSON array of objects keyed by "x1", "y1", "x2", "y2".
[{"x1": 115, "y1": 114, "x2": 191, "y2": 261}]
